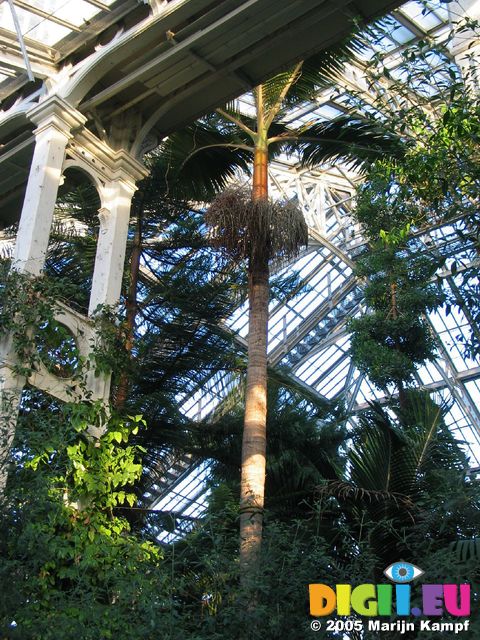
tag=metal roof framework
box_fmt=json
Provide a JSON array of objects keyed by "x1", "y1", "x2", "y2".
[
  {"x1": 1, "y1": 0, "x2": 479, "y2": 541},
  {"x1": 147, "y1": 0, "x2": 480, "y2": 542},
  {"x1": 0, "y1": 0, "x2": 404, "y2": 226}
]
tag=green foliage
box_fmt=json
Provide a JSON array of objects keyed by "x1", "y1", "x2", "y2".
[
  {"x1": 88, "y1": 305, "x2": 129, "y2": 378},
  {"x1": 46, "y1": 180, "x2": 101, "y2": 313},
  {"x1": 347, "y1": 76, "x2": 480, "y2": 389},
  {"x1": 0, "y1": 270, "x2": 128, "y2": 398},
  {"x1": 181, "y1": 382, "x2": 345, "y2": 518},
  {"x1": 0, "y1": 402, "x2": 170, "y2": 640},
  {"x1": 319, "y1": 392, "x2": 480, "y2": 610},
  {"x1": 348, "y1": 240, "x2": 443, "y2": 390},
  {"x1": 64, "y1": 405, "x2": 145, "y2": 510},
  {"x1": 168, "y1": 489, "x2": 349, "y2": 640},
  {"x1": 162, "y1": 391, "x2": 480, "y2": 639},
  {"x1": 352, "y1": 88, "x2": 480, "y2": 364},
  {"x1": 0, "y1": 272, "x2": 76, "y2": 378}
]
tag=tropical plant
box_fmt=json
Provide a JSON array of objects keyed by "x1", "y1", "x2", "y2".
[
  {"x1": 321, "y1": 392, "x2": 476, "y2": 565},
  {"x1": 158, "y1": 28, "x2": 402, "y2": 584},
  {"x1": 348, "y1": 216, "x2": 445, "y2": 404},
  {"x1": 0, "y1": 400, "x2": 172, "y2": 640}
]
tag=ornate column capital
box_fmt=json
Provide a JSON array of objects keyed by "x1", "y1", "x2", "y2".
[{"x1": 27, "y1": 95, "x2": 86, "y2": 138}]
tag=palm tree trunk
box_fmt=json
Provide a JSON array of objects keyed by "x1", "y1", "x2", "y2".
[
  {"x1": 252, "y1": 145, "x2": 268, "y2": 200},
  {"x1": 240, "y1": 252, "x2": 269, "y2": 577},
  {"x1": 239, "y1": 138, "x2": 270, "y2": 582}
]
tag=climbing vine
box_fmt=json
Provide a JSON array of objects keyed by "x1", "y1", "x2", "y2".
[
  {"x1": 0, "y1": 270, "x2": 127, "y2": 391},
  {"x1": 0, "y1": 401, "x2": 169, "y2": 640}
]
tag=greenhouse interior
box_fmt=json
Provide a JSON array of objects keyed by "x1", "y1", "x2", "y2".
[{"x1": 1, "y1": 0, "x2": 480, "y2": 638}]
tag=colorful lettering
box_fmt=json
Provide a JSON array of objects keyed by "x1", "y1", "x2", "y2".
[
  {"x1": 444, "y1": 584, "x2": 470, "y2": 616},
  {"x1": 309, "y1": 584, "x2": 336, "y2": 616},
  {"x1": 351, "y1": 584, "x2": 378, "y2": 616}
]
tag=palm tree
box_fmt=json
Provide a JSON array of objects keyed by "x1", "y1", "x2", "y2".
[
  {"x1": 205, "y1": 188, "x2": 307, "y2": 580},
  {"x1": 161, "y1": 40, "x2": 403, "y2": 582},
  {"x1": 320, "y1": 392, "x2": 475, "y2": 574}
]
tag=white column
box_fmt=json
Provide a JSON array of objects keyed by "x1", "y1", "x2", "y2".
[
  {"x1": 0, "y1": 97, "x2": 85, "y2": 492},
  {"x1": 89, "y1": 175, "x2": 137, "y2": 314},
  {"x1": 86, "y1": 152, "x2": 144, "y2": 405},
  {"x1": 85, "y1": 178, "x2": 135, "y2": 406},
  {"x1": 13, "y1": 96, "x2": 86, "y2": 275}
]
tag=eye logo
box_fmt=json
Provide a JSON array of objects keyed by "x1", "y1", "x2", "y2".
[
  {"x1": 384, "y1": 562, "x2": 424, "y2": 583},
  {"x1": 310, "y1": 561, "x2": 470, "y2": 619}
]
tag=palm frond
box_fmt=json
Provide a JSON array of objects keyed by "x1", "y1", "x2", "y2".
[
  {"x1": 282, "y1": 116, "x2": 405, "y2": 170},
  {"x1": 349, "y1": 402, "x2": 405, "y2": 491},
  {"x1": 270, "y1": 19, "x2": 383, "y2": 110},
  {"x1": 159, "y1": 117, "x2": 254, "y2": 199},
  {"x1": 450, "y1": 538, "x2": 480, "y2": 562},
  {"x1": 318, "y1": 480, "x2": 414, "y2": 510}
]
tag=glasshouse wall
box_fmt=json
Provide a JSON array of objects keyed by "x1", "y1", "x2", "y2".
[{"x1": 1, "y1": 8, "x2": 480, "y2": 640}]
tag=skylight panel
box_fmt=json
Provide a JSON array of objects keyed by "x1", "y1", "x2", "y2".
[
  {"x1": 154, "y1": 462, "x2": 211, "y2": 543},
  {"x1": 425, "y1": 0, "x2": 449, "y2": 22},
  {"x1": 0, "y1": 0, "x2": 111, "y2": 49},
  {"x1": 465, "y1": 381, "x2": 480, "y2": 441},
  {"x1": 317, "y1": 356, "x2": 350, "y2": 398},
  {"x1": 0, "y1": 4, "x2": 70, "y2": 46},
  {"x1": 400, "y1": 1, "x2": 443, "y2": 30},
  {"x1": 20, "y1": 17, "x2": 70, "y2": 47},
  {"x1": 28, "y1": 0, "x2": 99, "y2": 28},
  {"x1": 416, "y1": 360, "x2": 444, "y2": 385},
  {"x1": 368, "y1": 20, "x2": 409, "y2": 54},
  {"x1": 311, "y1": 103, "x2": 345, "y2": 122},
  {"x1": 430, "y1": 306, "x2": 479, "y2": 373},
  {"x1": 177, "y1": 367, "x2": 238, "y2": 421},
  {"x1": 390, "y1": 23, "x2": 417, "y2": 45},
  {"x1": 295, "y1": 347, "x2": 335, "y2": 383},
  {"x1": 295, "y1": 337, "x2": 350, "y2": 391},
  {"x1": 440, "y1": 395, "x2": 480, "y2": 466},
  {"x1": 282, "y1": 101, "x2": 315, "y2": 125},
  {"x1": 355, "y1": 378, "x2": 380, "y2": 405}
]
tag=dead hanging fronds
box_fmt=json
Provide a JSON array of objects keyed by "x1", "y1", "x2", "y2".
[{"x1": 205, "y1": 187, "x2": 308, "y2": 264}]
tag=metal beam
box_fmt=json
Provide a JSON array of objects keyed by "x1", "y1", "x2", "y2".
[
  {"x1": 5, "y1": 0, "x2": 33, "y2": 81},
  {"x1": 269, "y1": 275, "x2": 358, "y2": 365},
  {"x1": 308, "y1": 227, "x2": 355, "y2": 268},
  {"x1": 426, "y1": 317, "x2": 480, "y2": 434}
]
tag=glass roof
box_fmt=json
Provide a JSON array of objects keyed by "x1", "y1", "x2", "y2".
[
  {"x1": 2, "y1": 0, "x2": 480, "y2": 540},
  {"x1": 0, "y1": 0, "x2": 126, "y2": 87},
  {"x1": 0, "y1": 0, "x2": 116, "y2": 46},
  {"x1": 148, "y1": 0, "x2": 480, "y2": 541}
]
